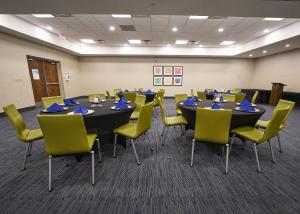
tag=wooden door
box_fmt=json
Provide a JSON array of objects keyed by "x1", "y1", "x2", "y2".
[{"x1": 44, "y1": 61, "x2": 60, "y2": 96}]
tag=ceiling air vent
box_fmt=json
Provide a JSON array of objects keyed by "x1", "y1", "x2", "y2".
[
  {"x1": 97, "y1": 40, "x2": 105, "y2": 44},
  {"x1": 143, "y1": 40, "x2": 151, "y2": 44},
  {"x1": 119, "y1": 25, "x2": 136, "y2": 31}
]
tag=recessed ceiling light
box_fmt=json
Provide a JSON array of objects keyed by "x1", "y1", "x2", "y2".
[
  {"x1": 80, "y1": 39, "x2": 96, "y2": 44},
  {"x1": 263, "y1": 50, "x2": 267, "y2": 54},
  {"x1": 172, "y1": 27, "x2": 178, "y2": 32},
  {"x1": 32, "y1": 14, "x2": 54, "y2": 18},
  {"x1": 109, "y1": 26, "x2": 115, "y2": 31},
  {"x1": 189, "y1": 16, "x2": 208, "y2": 20},
  {"x1": 220, "y1": 41, "x2": 235, "y2": 45},
  {"x1": 263, "y1": 18, "x2": 283, "y2": 21},
  {"x1": 166, "y1": 44, "x2": 171, "y2": 47},
  {"x1": 175, "y1": 40, "x2": 188, "y2": 45},
  {"x1": 124, "y1": 43, "x2": 128, "y2": 46},
  {"x1": 198, "y1": 44, "x2": 203, "y2": 47},
  {"x1": 249, "y1": 54, "x2": 253, "y2": 57},
  {"x1": 112, "y1": 14, "x2": 131, "y2": 18},
  {"x1": 46, "y1": 26, "x2": 53, "y2": 30},
  {"x1": 264, "y1": 29, "x2": 270, "y2": 33},
  {"x1": 285, "y1": 44, "x2": 290, "y2": 48},
  {"x1": 218, "y1": 28, "x2": 224, "y2": 32},
  {"x1": 128, "y1": 40, "x2": 142, "y2": 44}
]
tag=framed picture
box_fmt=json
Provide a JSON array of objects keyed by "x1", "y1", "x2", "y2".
[
  {"x1": 163, "y1": 66, "x2": 173, "y2": 76},
  {"x1": 163, "y1": 76, "x2": 173, "y2": 86},
  {"x1": 174, "y1": 66, "x2": 183, "y2": 76},
  {"x1": 173, "y1": 76, "x2": 183, "y2": 86},
  {"x1": 153, "y1": 66, "x2": 163, "y2": 76},
  {"x1": 153, "y1": 76, "x2": 163, "y2": 86}
]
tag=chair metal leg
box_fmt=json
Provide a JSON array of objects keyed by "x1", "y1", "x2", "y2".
[
  {"x1": 113, "y1": 134, "x2": 117, "y2": 158},
  {"x1": 277, "y1": 134, "x2": 282, "y2": 153},
  {"x1": 49, "y1": 156, "x2": 52, "y2": 192},
  {"x1": 161, "y1": 126, "x2": 166, "y2": 137},
  {"x1": 146, "y1": 132, "x2": 154, "y2": 151},
  {"x1": 225, "y1": 144, "x2": 229, "y2": 174},
  {"x1": 229, "y1": 134, "x2": 235, "y2": 156},
  {"x1": 268, "y1": 139, "x2": 275, "y2": 163},
  {"x1": 91, "y1": 151, "x2": 95, "y2": 185},
  {"x1": 131, "y1": 139, "x2": 140, "y2": 165},
  {"x1": 184, "y1": 125, "x2": 188, "y2": 145},
  {"x1": 162, "y1": 126, "x2": 169, "y2": 146},
  {"x1": 65, "y1": 156, "x2": 69, "y2": 167},
  {"x1": 253, "y1": 143, "x2": 261, "y2": 173},
  {"x1": 22, "y1": 143, "x2": 30, "y2": 170},
  {"x1": 180, "y1": 125, "x2": 183, "y2": 136},
  {"x1": 96, "y1": 138, "x2": 101, "y2": 162},
  {"x1": 190, "y1": 139, "x2": 195, "y2": 167},
  {"x1": 28, "y1": 142, "x2": 32, "y2": 156}
]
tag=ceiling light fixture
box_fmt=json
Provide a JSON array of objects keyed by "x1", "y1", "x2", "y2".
[
  {"x1": 175, "y1": 40, "x2": 188, "y2": 45},
  {"x1": 166, "y1": 44, "x2": 171, "y2": 47},
  {"x1": 109, "y1": 26, "x2": 115, "y2": 31},
  {"x1": 198, "y1": 44, "x2": 203, "y2": 47},
  {"x1": 128, "y1": 39, "x2": 142, "y2": 44},
  {"x1": 218, "y1": 28, "x2": 224, "y2": 32},
  {"x1": 285, "y1": 44, "x2": 290, "y2": 48},
  {"x1": 249, "y1": 54, "x2": 253, "y2": 57},
  {"x1": 189, "y1": 16, "x2": 208, "y2": 20},
  {"x1": 264, "y1": 29, "x2": 270, "y2": 33},
  {"x1": 172, "y1": 27, "x2": 178, "y2": 32},
  {"x1": 263, "y1": 18, "x2": 283, "y2": 21},
  {"x1": 80, "y1": 39, "x2": 96, "y2": 44},
  {"x1": 124, "y1": 43, "x2": 128, "y2": 46},
  {"x1": 112, "y1": 14, "x2": 131, "y2": 18},
  {"x1": 263, "y1": 50, "x2": 267, "y2": 54},
  {"x1": 220, "y1": 41, "x2": 235, "y2": 45},
  {"x1": 32, "y1": 14, "x2": 54, "y2": 18}
]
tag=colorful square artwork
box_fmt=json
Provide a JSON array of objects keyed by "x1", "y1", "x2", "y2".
[
  {"x1": 174, "y1": 66, "x2": 183, "y2": 76},
  {"x1": 163, "y1": 66, "x2": 173, "y2": 76},
  {"x1": 173, "y1": 76, "x2": 182, "y2": 86},
  {"x1": 153, "y1": 66, "x2": 163, "y2": 75},
  {"x1": 153, "y1": 76, "x2": 163, "y2": 86},
  {"x1": 163, "y1": 76, "x2": 173, "y2": 86}
]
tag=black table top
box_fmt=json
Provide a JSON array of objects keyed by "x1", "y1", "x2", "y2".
[{"x1": 118, "y1": 91, "x2": 157, "y2": 102}]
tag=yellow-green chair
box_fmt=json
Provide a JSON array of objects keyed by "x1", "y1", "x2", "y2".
[
  {"x1": 113, "y1": 102, "x2": 154, "y2": 164},
  {"x1": 222, "y1": 94, "x2": 236, "y2": 102},
  {"x1": 158, "y1": 98, "x2": 187, "y2": 145},
  {"x1": 234, "y1": 93, "x2": 246, "y2": 103},
  {"x1": 123, "y1": 92, "x2": 137, "y2": 103},
  {"x1": 3, "y1": 104, "x2": 43, "y2": 170},
  {"x1": 191, "y1": 89, "x2": 195, "y2": 97},
  {"x1": 251, "y1": 91, "x2": 259, "y2": 104},
  {"x1": 231, "y1": 88, "x2": 241, "y2": 93},
  {"x1": 130, "y1": 94, "x2": 146, "y2": 120},
  {"x1": 197, "y1": 91, "x2": 207, "y2": 100},
  {"x1": 138, "y1": 88, "x2": 143, "y2": 92},
  {"x1": 88, "y1": 93, "x2": 106, "y2": 102},
  {"x1": 205, "y1": 89, "x2": 214, "y2": 92},
  {"x1": 37, "y1": 114, "x2": 101, "y2": 191},
  {"x1": 106, "y1": 90, "x2": 112, "y2": 101},
  {"x1": 175, "y1": 94, "x2": 188, "y2": 115},
  {"x1": 114, "y1": 88, "x2": 122, "y2": 100},
  {"x1": 154, "y1": 89, "x2": 165, "y2": 107},
  {"x1": 256, "y1": 99, "x2": 295, "y2": 152},
  {"x1": 42, "y1": 96, "x2": 64, "y2": 108},
  {"x1": 231, "y1": 108, "x2": 289, "y2": 172},
  {"x1": 190, "y1": 108, "x2": 232, "y2": 174}
]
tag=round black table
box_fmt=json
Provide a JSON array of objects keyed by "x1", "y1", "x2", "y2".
[
  {"x1": 178, "y1": 100, "x2": 265, "y2": 130},
  {"x1": 118, "y1": 91, "x2": 157, "y2": 103}
]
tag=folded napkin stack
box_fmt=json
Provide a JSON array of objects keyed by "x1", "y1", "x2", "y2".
[
  {"x1": 182, "y1": 99, "x2": 195, "y2": 106},
  {"x1": 211, "y1": 103, "x2": 221, "y2": 109},
  {"x1": 190, "y1": 96, "x2": 200, "y2": 102},
  {"x1": 240, "y1": 100, "x2": 255, "y2": 112},
  {"x1": 225, "y1": 90, "x2": 231, "y2": 94},
  {"x1": 116, "y1": 98, "x2": 129, "y2": 109},
  {"x1": 47, "y1": 103, "x2": 64, "y2": 112},
  {"x1": 64, "y1": 99, "x2": 77, "y2": 106},
  {"x1": 144, "y1": 89, "x2": 152, "y2": 94},
  {"x1": 74, "y1": 105, "x2": 89, "y2": 115}
]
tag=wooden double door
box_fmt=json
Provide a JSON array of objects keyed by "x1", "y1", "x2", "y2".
[{"x1": 27, "y1": 57, "x2": 61, "y2": 103}]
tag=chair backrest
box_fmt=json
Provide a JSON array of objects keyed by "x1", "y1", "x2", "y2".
[
  {"x1": 274, "y1": 99, "x2": 295, "y2": 128},
  {"x1": 134, "y1": 94, "x2": 146, "y2": 112},
  {"x1": 3, "y1": 104, "x2": 28, "y2": 142},
  {"x1": 136, "y1": 102, "x2": 154, "y2": 136},
  {"x1": 234, "y1": 93, "x2": 246, "y2": 103},
  {"x1": 251, "y1": 91, "x2": 259, "y2": 104},
  {"x1": 191, "y1": 89, "x2": 195, "y2": 97},
  {"x1": 175, "y1": 94, "x2": 188, "y2": 112},
  {"x1": 106, "y1": 90, "x2": 111, "y2": 100},
  {"x1": 37, "y1": 114, "x2": 91, "y2": 156},
  {"x1": 88, "y1": 93, "x2": 106, "y2": 102},
  {"x1": 123, "y1": 92, "x2": 137, "y2": 102},
  {"x1": 231, "y1": 88, "x2": 241, "y2": 93},
  {"x1": 42, "y1": 96, "x2": 64, "y2": 108},
  {"x1": 222, "y1": 94, "x2": 236, "y2": 102},
  {"x1": 158, "y1": 98, "x2": 167, "y2": 125},
  {"x1": 263, "y1": 108, "x2": 290, "y2": 140},
  {"x1": 194, "y1": 108, "x2": 232, "y2": 144},
  {"x1": 156, "y1": 89, "x2": 165, "y2": 103},
  {"x1": 197, "y1": 91, "x2": 207, "y2": 100}
]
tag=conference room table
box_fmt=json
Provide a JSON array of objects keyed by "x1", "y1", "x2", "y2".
[
  {"x1": 118, "y1": 91, "x2": 157, "y2": 102},
  {"x1": 178, "y1": 100, "x2": 265, "y2": 130}
]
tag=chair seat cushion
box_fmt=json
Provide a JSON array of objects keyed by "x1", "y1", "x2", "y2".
[
  {"x1": 166, "y1": 116, "x2": 187, "y2": 126},
  {"x1": 25, "y1": 128, "x2": 43, "y2": 142},
  {"x1": 231, "y1": 126, "x2": 264, "y2": 143},
  {"x1": 114, "y1": 123, "x2": 139, "y2": 139},
  {"x1": 87, "y1": 134, "x2": 97, "y2": 150},
  {"x1": 130, "y1": 111, "x2": 140, "y2": 120}
]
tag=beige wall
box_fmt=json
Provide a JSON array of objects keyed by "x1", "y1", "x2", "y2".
[
  {"x1": 79, "y1": 57, "x2": 254, "y2": 96},
  {"x1": 252, "y1": 49, "x2": 300, "y2": 92},
  {"x1": 0, "y1": 32, "x2": 81, "y2": 112}
]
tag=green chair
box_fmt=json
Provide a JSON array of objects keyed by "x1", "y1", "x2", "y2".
[
  {"x1": 113, "y1": 102, "x2": 154, "y2": 164},
  {"x1": 231, "y1": 88, "x2": 241, "y2": 93},
  {"x1": 190, "y1": 108, "x2": 232, "y2": 174},
  {"x1": 154, "y1": 89, "x2": 165, "y2": 107},
  {"x1": 256, "y1": 99, "x2": 295, "y2": 152},
  {"x1": 114, "y1": 88, "x2": 122, "y2": 100},
  {"x1": 106, "y1": 90, "x2": 112, "y2": 101},
  {"x1": 37, "y1": 114, "x2": 101, "y2": 191},
  {"x1": 251, "y1": 91, "x2": 259, "y2": 104},
  {"x1": 123, "y1": 92, "x2": 137, "y2": 103},
  {"x1": 191, "y1": 89, "x2": 195, "y2": 97},
  {"x1": 42, "y1": 96, "x2": 64, "y2": 108},
  {"x1": 175, "y1": 94, "x2": 188, "y2": 115},
  {"x1": 231, "y1": 108, "x2": 289, "y2": 172},
  {"x1": 158, "y1": 98, "x2": 187, "y2": 145},
  {"x1": 3, "y1": 104, "x2": 43, "y2": 170},
  {"x1": 130, "y1": 94, "x2": 146, "y2": 120},
  {"x1": 234, "y1": 93, "x2": 246, "y2": 103},
  {"x1": 88, "y1": 93, "x2": 106, "y2": 102},
  {"x1": 222, "y1": 94, "x2": 236, "y2": 102},
  {"x1": 197, "y1": 91, "x2": 207, "y2": 100}
]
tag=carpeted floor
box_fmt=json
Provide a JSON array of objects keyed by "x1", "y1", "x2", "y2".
[{"x1": 0, "y1": 98, "x2": 299, "y2": 214}]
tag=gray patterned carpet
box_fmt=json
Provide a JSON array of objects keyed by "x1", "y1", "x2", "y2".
[{"x1": 0, "y1": 98, "x2": 299, "y2": 214}]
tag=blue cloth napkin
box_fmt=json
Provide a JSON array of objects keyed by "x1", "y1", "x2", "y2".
[
  {"x1": 190, "y1": 96, "x2": 200, "y2": 102},
  {"x1": 64, "y1": 99, "x2": 77, "y2": 106},
  {"x1": 74, "y1": 105, "x2": 88, "y2": 115},
  {"x1": 124, "y1": 89, "x2": 129, "y2": 92},
  {"x1": 116, "y1": 99, "x2": 128, "y2": 109},
  {"x1": 240, "y1": 100, "x2": 255, "y2": 112},
  {"x1": 47, "y1": 103, "x2": 64, "y2": 112},
  {"x1": 225, "y1": 90, "x2": 231, "y2": 94},
  {"x1": 144, "y1": 89, "x2": 152, "y2": 94},
  {"x1": 118, "y1": 90, "x2": 123, "y2": 95},
  {"x1": 182, "y1": 99, "x2": 195, "y2": 106},
  {"x1": 119, "y1": 97, "x2": 128, "y2": 103},
  {"x1": 214, "y1": 90, "x2": 218, "y2": 94},
  {"x1": 211, "y1": 103, "x2": 221, "y2": 109}
]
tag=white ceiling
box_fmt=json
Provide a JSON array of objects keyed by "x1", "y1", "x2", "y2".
[{"x1": 15, "y1": 14, "x2": 300, "y2": 48}]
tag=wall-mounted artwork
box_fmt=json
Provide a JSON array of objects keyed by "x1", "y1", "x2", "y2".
[
  {"x1": 153, "y1": 76, "x2": 163, "y2": 86},
  {"x1": 163, "y1": 66, "x2": 173, "y2": 76},
  {"x1": 174, "y1": 66, "x2": 183, "y2": 76},
  {"x1": 153, "y1": 66, "x2": 183, "y2": 86},
  {"x1": 153, "y1": 66, "x2": 163, "y2": 75},
  {"x1": 173, "y1": 76, "x2": 183, "y2": 86},
  {"x1": 163, "y1": 76, "x2": 173, "y2": 86}
]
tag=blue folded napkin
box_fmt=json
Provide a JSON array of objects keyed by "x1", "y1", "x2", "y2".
[
  {"x1": 74, "y1": 105, "x2": 88, "y2": 115},
  {"x1": 240, "y1": 100, "x2": 255, "y2": 112},
  {"x1": 47, "y1": 103, "x2": 64, "y2": 112},
  {"x1": 119, "y1": 97, "x2": 128, "y2": 103},
  {"x1": 225, "y1": 90, "x2": 231, "y2": 94},
  {"x1": 144, "y1": 89, "x2": 152, "y2": 94},
  {"x1": 190, "y1": 96, "x2": 200, "y2": 102},
  {"x1": 124, "y1": 89, "x2": 129, "y2": 92},
  {"x1": 182, "y1": 99, "x2": 195, "y2": 106},
  {"x1": 64, "y1": 99, "x2": 77, "y2": 106},
  {"x1": 116, "y1": 99, "x2": 128, "y2": 109},
  {"x1": 118, "y1": 91, "x2": 123, "y2": 95},
  {"x1": 214, "y1": 90, "x2": 218, "y2": 94},
  {"x1": 211, "y1": 103, "x2": 221, "y2": 109}
]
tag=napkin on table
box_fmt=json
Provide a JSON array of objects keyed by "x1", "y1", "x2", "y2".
[
  {"x1": 64, "y1": 99, "x2": 77, "y2": 106},
  {"x1": 74, "y1": 105, "x2": 89, "y2": 115},
  {"x1": 144, "y1": 89, "x2": 152, "y2": 94},
  {"x1": 211, "y1": 103, "x2": 221, "y2": 109},
  {"x1": 225, "y1": 90, "x2": 231, "y2": 94},
  {"x1": 240, "y1": 100, "x2": 255, "y2": 112},
  {"x1": 118, "y1": 90, "x2": 123, "y2": 95},
  {"x1": 116, "y1": 99, "x2": 129, "y2": 109},
  {"x1": 47, "y1": 103, "x2": 64, "y2": 112},
  {"x1": 124, "y1": 89, "x2": 129, "y2": 92},
  {"x1": 190, "y1": 96, "x2": 200, "y2": 102},
  {"x1": 182, "y1": 99, "x2": 195, "y2": 106}
]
